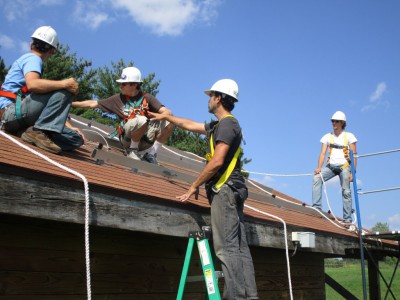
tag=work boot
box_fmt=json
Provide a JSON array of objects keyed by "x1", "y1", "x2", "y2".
[
  {"x1": 21, "y1": 126, "x2": 61, "y2": 154},
  {"x1": 126, "y1": 147, "x2": 141, "y2": 160},
  {"x1": 142, "y1": 152, "x2": 159, "y2": 165}
]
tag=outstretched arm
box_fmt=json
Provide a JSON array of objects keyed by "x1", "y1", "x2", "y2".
[
  {"x1": 72, "y1": 100, "x2": 99, "y2": 109},
  {"x1": 150, "y1": 112, "x2": 206, "y2": 135}
]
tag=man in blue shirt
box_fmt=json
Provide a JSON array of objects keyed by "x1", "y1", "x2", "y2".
[{"x1": 0, "y1": 26, "x2": 83, "y2": 154}]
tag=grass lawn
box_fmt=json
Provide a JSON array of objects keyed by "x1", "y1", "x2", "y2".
[{"x1": 325, "y1": 262, "x2": 399, "y2": 299}]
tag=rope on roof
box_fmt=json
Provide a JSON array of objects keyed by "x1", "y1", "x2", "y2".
[
  {"x1": 69, "y1": 116, "x2": 400, "y2": 179},
  {"x1": 356, "y1": 148, "x2": 400, "y2": 158},
  {"x1": 242, "y1": 170, "x2": 313, "y2": 177},
  {"x1": 240, "y1": 148, "x2": 400, "y2": 177},
  {"x1": 358, "y1": 187, "x2": 400, "y2": 195},
  {"x1": 0, "y1": 130, "x2": 93, "y2": 300},
  {"x1": 161, "y1": 145, "x2": 207, "y2": 163},
  {"x1": 81, "y1": 129, "x2": 110, "y2": 149},
  {"x1": 246, "y1": 179, "x2": 356, "y2": 232}
]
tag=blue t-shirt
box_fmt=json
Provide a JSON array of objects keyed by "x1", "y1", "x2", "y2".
[{"x1": 0, "y1": 53, "x2": 42, "y2": 109}]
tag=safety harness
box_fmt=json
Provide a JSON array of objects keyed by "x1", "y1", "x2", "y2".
[
  {"x1": 0, "y1": 85, "x2": 29, "y2": 125},
  {"x1": 109, "y1": 93, "x2": 150, "y2": 139},
  {"x1": 206, "y1": 114, "x2": 242, "y2": 192},
  {"x1": 327, "y1": 132, "x2": 351, "y2": 170}
]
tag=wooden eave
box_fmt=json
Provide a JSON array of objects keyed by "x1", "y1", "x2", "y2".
[{"x1": 0, "y1": 132, "x2": 397, "y2": 257}]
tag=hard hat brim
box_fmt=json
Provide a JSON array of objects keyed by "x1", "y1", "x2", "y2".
[{"x1": 204, "y1": 90, "x2": 239, "y2": 102}]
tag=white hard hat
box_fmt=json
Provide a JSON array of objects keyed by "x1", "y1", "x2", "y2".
[
  {"x1": 116, "y1": 67, "x2": 143, "y2": 83},
  {"x1": 331, "y1": 111, "x2": 346, "y2": 121},
  {"x1": 204, "y1": 79, "x2": 239, "y2": 102},
  {"x1": 31, "y1": 26, "x2": 59, "y2": 49}
]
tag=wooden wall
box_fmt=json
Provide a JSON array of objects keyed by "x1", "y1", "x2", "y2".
[{"x1": 0, "y1": 214, "x2": 325, "y2": 299}]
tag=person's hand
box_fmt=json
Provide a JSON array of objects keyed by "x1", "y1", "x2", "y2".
[
  {"x1": 314, "y1": 168, "x2": 321, "y2": 175},
  {"x1": 148, "y1": 112, "x2": 166, "y2": 122},
  {"x1": 65, "y1": 78, "x2": 79, "y2": 95},
  {"x1": 72, "y1": 127, "x2": 85, "y2": 144},
  {"x1": 176, "y1": 185, "x2": 199, "y2": 202},
  {"x1": 349, "y1": 173, "x2": 353, "y2": 182}
]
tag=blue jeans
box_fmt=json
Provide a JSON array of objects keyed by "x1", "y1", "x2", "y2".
[
  {"x1": 312, "y1": 164, "x2": 353, "y2": 222},
  {"x1": 210, "y1": 184, "x2": 258, "y2": 300},
  {"x1": 2, "y1": 91, "x2": 83, "y2": 151}
]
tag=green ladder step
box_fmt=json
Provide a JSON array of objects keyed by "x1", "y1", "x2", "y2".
[{"x1": 176, "y1": 226, "x2": 222, "y2": 300}]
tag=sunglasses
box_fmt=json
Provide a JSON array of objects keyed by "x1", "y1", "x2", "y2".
[
  {"x1": 331, "y1": 120, "x2": 342, "y2": 123},
  {"x1": 120, "y1": 83, "x2": 133, "y2": 87}
]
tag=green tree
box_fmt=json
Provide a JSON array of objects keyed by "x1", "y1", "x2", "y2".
[
  {"x1": 43, "y1": 44, "x2": 96, "y2": 101},
  {"x1": 166, "y1": 127, "x2": 208, "y2": 157},
  {"x1": 93, "y1": 59, "x2": 160, "y2": 99},
  {"x1": 0, "y1": 56, "x2": 8, "y2": 83},
  {"x1": 371, "y1": 222, "x2": 390, "y2": 232}
]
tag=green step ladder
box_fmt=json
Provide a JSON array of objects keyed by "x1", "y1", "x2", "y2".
[{"x1": 176, "y1": 226, "x2": 222, "y2": 300}]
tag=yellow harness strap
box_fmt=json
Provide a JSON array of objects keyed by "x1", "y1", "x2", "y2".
[
  {"x1": 206, "y1": 114, "x2": 242, "y2": 191},
  {"x1": 327, "y1": 132, "x2": 350, "y2": 170}
]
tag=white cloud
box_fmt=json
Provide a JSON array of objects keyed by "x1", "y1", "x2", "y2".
[
  {"x1": 112, "y1": 0, "x2": 220, "y2": 36},
  {"x1": 0, "y1": 34, "x2": 29, "y2": 55},
  {"x1": 1, "y1": 0, "x2": 220, "y2": 35},
  {"x1": 0, "y1": 0, "x2": 63, "y2": 21},
  {"x1": 73, "y1": 1, "x2": 110, "y2": 30},
  {"x1": 370, "y1": 82, "x2": 387, "y2": 102},
  {"x1": 388, "y1": 213, "x2": 400, "y2": 231},
  {"x1": 361, "y1": 82, "x2": 389, "y2": 113},
  {"x1": 0, "y1": 0, "x2": 32, "y2": 21},
  {"x1": 38, "y1": 0, "x2": 65, "y2": 5},
  {"x1": 0, "y1": 34, "x2": 15, "y2": 49}
]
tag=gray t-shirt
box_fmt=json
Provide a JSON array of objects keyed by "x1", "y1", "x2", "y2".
[{"x1": 205, "y1": 116, "x2": 246, "y2": 195}]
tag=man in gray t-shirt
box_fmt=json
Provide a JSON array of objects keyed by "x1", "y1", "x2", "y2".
[{"x1": 150, "y1": 79, "x2": 258, "y2": 299}]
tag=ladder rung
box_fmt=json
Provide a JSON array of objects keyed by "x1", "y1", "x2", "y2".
[
  {"x1": 215, "y1": 271, "x2": 224, "y2": 279},
  {"x1": 186, "y1": 271, "x2": 224, "y2": 282},
  {"x1": 186, "y1": 275, "x2": 204, "y2": 283}
]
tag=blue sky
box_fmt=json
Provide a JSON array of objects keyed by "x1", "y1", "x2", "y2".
[{"x1": 1, "y1": 0, "x2": 399, "y2": 231}]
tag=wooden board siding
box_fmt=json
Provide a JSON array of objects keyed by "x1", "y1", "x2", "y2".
[
  {"x1": 0, "y1": 214, "x2": 325, "y2": 299},
  {"x1": 0, "y1": 172, "x2": 363, "y2": 256},
  {"x1": 0, "y1": 130, "x2": 397, "y2": 299}
]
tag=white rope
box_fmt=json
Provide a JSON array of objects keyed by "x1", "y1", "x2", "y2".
[
  {"x1": 243, "y1": 170, "x2": 313, "y2": 177},
  {"x1": 356, "y1": 148, "x2": 400, "y2": 158},
  {"x1": 240, "y1": 148, "x2": 400, "y2": 177},
  {"x1": 0, "y1": 130, "x2": 92, "y2": 300},
  {"x1": 161, "y1": 145, "x2": 207, "y2": 163},
  {"x1": 69, "y1": 119, "x2": 400, "y2": 184},
  {"x1": 319, "y1": 173, "x2": 339, "y2": 222},
  {"x1": 358, "y1": 187, "x2": 400, "y2": 195},
  {"x1": 70, "y1": 116, "x2": 118, "y2": 140},
  {"x1": 244, "y1": 204, "x2": 293, "y2": 300},
  {"x1": 81, "y1": 129, "x2": 109, "y2": 149},
  {"x1": 246, "y1": 179, "x2": 354, "y2": 232},
  {"x1": 72, "y1": 122, "x2": 356, "y2": 234}
]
